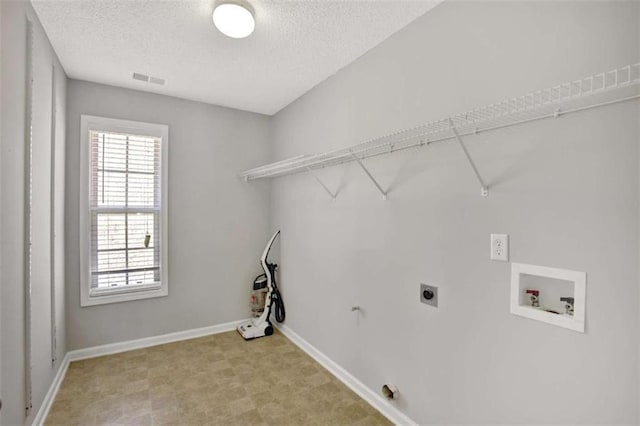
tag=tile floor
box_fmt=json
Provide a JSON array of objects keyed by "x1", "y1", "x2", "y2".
[{"x1": 46, "y1": 329, "x2": 391, "y2": 425}]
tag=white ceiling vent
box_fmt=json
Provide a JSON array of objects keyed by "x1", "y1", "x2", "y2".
[
  {"x1": 132, "y1": 72, "x2": 166, "y2": 86},
  {"x1": 149, "y1": 76, "x2": 166, "y2": 86},
  {"x1": 132, "y1": 72, "x2": 149, "y2": 82}
]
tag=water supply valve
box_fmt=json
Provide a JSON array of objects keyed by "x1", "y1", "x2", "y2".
[
  {"x1": 560, "y1": 297, "x2": 574, "y2": 316},
  {"x1": 525, "y1": 289, "x2": 540, "y2": 307}
]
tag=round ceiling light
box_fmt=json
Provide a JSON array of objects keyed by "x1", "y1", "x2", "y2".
[{"x1": 213, "y1": 2, "x2": 255, "y2": 39}]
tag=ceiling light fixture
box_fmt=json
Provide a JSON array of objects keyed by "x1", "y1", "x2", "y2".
[{"x1": 213, "y1": 1, "x2": 255, "y2": 39}]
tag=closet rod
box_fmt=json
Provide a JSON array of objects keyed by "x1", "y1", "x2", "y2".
[
  {"x1": 346, "y1": 93, "x2": 640, "y2": 168},
  {"x1": 240, "y1": 63, "x2": 640, "y2": 181},
  {"x1": 247, "y1": 93, "x2": 640, "y2": 180}
]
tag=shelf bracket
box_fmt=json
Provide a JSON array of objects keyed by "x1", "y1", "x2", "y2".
[
  {"x1": 306, "y1": 167, "x2": 336, "y2": 200},
  {"x1": 351, "y1": 153, "x2": 387, "y2": 200},
  {"x1": 449, "y1": 119, "x2": 489, "y2": 197}
]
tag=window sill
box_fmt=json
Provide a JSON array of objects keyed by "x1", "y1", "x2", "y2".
[{"x1": 81, "y1": 285, "x2": 168, "y2": 307}]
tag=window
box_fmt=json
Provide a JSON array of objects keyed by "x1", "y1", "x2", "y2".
[{"x1": 80, "y1": 115, "x2": 168, "y2": 306}]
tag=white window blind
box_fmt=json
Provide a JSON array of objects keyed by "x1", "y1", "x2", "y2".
[{"x1": 89, "y1": 130, "x2": 162, "y2": 295}]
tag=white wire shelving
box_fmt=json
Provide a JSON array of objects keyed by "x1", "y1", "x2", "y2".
[{"x1": 240, "y1": 63, "x2": 640, "y2": 198}]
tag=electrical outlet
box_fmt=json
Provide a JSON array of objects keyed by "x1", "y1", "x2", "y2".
[
  {"x1": 490, "y1": 234, "x2": 509, "y2": 261},
  {"x1": 420, "y1": 284, "x2": 438, "y2": 307}
]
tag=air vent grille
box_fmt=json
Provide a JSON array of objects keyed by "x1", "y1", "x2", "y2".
[
  {"x1": 149, "y1": 76, "x2": 166, "y2": 86},
  {"x1": 132, "y1": 72, "x2": 166, "y2": 86},
  {"x1": 132, "y1": 72, "x2": 149, "y2": 82}
]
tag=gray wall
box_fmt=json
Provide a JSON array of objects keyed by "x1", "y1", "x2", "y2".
[
  {"x1": 0, "y1": 0, "x2": 67, "y2": 424},
  {"x1": 271, "y1": 1, "x2": 640, "y2": 424},
  {"x1": 65, "y1": 80, "x2": 272, "y2": 350}
]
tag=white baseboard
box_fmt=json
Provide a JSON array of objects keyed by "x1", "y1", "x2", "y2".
[
  {"x1": 33, "y1": 320, "x2": 415, "y2": 426},
  {"x1": 31, "y1": 353, "x2": 70, "y2": 426},
  {"x1": 276, "y1": 324, "x2": 417, "y2": 426},
  {"x1": 67, "y1": 319, "x2": 243, "y2": 361},
  {"x1": 33, "y1": 320, "x2": 243, "y2": 425}
]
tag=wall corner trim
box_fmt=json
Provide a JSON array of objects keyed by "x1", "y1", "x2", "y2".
[
  {"x1": 276, "y1": 324, "x2": 418, "y2": 426},
  {"x1": 31, "y1": 353, "x2": 70, "y2": 426}
]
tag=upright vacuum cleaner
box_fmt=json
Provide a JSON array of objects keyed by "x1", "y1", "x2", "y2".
[{"x1": 237, "y1": 230, "x2": 285, "y2": 340}]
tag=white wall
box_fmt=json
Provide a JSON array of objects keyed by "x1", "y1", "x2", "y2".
[
  {"x1": 270, "y1": 1, "x2": 640, "y2": 424},
  {"x1": 0, "y1": 2, "x2": 4, "y2": 424},
  {"x1": 65, "y1": 80, "x2": 272, "y2": 350},
  {"x1": 0, "y1": 0, "x2": 67, "y2": 424}
]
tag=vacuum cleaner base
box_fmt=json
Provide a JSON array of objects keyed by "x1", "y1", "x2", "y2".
[{"x1": 237, "y1": 318, "x2": 274, "y2": 340}]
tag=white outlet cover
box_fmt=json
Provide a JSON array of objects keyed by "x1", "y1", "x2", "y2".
[{"x1": 490, "y1": 234, "x2": 509, "y2": 261}]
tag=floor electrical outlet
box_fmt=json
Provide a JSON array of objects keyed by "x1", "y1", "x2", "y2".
[{"x1": 490, "y1": 234, "x2": 509, "y2": 261}]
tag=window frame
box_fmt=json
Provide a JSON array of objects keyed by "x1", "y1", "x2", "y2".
[{"x1": 80, "y1": 115, "x2": 169, "y2": 306}]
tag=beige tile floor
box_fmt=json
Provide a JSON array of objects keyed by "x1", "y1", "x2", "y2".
[{"x1": 46, "y1": 329, "x2": 391, "y2": 425}]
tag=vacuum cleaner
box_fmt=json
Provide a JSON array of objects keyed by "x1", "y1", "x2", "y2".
[{"x1": 237, "y1": 230, "x2": 285, "y2": 340}]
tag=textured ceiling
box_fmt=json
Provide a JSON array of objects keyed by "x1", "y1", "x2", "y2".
[{"x1": 32, "y1": 0, "x2": 441, "y2": 115}]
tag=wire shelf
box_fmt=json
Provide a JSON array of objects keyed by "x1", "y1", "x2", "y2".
[{"x1": 240, "y1": 63, "x2": 640, "y2": 181}]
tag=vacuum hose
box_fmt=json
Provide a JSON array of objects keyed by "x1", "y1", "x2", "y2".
[{"x1": 268, "y1": 263, "x2": 285, "y2": 323}]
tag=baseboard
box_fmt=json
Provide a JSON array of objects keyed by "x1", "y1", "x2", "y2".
[
  {"x1": 33, "y1": 319, "x2": 243, "y2": 425},
  {"x1": 67, "y1": 319, "x2": 243, "y2": 361},
  {"x1": 31, "y1": 353, "x2": 70, "y2": 426},
  {"x1": 32, "y1": 321, "x2": 242, "y2": 426},
  {"x1": 276, "y1": 324, "x2": 417, "y2": 426},
  {"x1": 32, "y1": 320, "x2": 415, "y2": 425}
]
